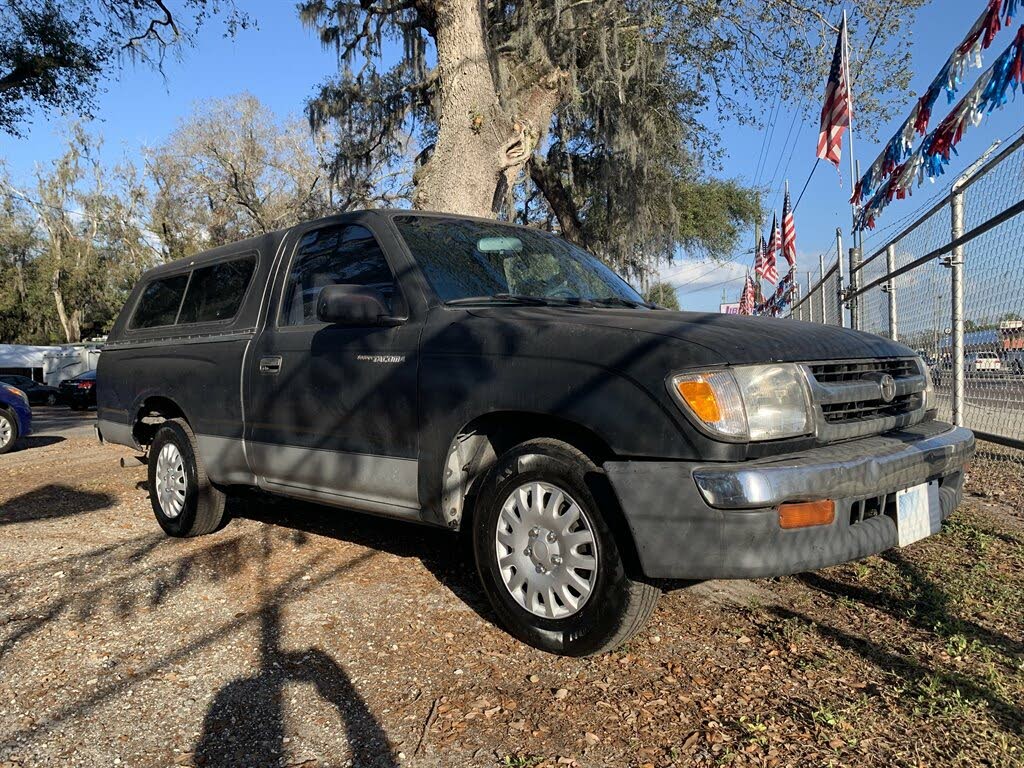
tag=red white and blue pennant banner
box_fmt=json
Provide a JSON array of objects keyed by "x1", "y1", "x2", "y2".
[
  {"x1": 856, "y1": 24, "x2": 1024, "y2": 231},
  {"x1": 754, "y1": 270, "x2": 796, "y2": 317},
  {"x1": 852, "y1": 0, "x2": 1015, "y2": 205}
]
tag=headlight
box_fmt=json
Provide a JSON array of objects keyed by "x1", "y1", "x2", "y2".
[
  {"x1": 670, "y1": 364, "x2": 812, "y2": 441},
  {"x1": 2, "y1": 384, "x2": 29, "y2": 407}
]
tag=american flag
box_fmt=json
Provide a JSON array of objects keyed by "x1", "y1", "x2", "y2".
[
  {"x1": 763, "y1": 214, "x2": 779, "y2": 284},
  {"x1": 817, "y1": 17, "x2": 851, "y2": 168},
  {"x1": 781, "y1": 187, "x2": 797, "y2": 268},
  {"x1": 739, "y1": 275, "x2": 755, "y2": 315}
]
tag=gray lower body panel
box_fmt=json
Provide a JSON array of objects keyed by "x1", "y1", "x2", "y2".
[
  {"x1": 604, "y1": 421, "x2": 974, "y2": 580},
  {"x1": 96, "y1": 417, "x2": 135, "y2": 449},
  {"x1": 247, "y1": 441, "x2": 423, "y2": 520}
]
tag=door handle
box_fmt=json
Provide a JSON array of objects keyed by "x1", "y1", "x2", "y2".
[{"x1": 258, "y1": 356, "x2": 282, "y2": 374}]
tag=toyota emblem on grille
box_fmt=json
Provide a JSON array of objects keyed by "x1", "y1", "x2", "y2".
[{"x1": 879, "y1": 373, "x2": 896, "y2": 403}]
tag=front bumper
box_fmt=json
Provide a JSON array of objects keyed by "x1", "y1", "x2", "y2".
[
  {"x1": 14, "y1": 401, "x2": 32, "y2": 437},
  {"x1": 604, "y1": 420, "x2": 974, "y2": 580}
]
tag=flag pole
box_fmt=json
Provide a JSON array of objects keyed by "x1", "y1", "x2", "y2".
[{"x1": 841, "y1": 9, "x2": 860, "y2": 244}]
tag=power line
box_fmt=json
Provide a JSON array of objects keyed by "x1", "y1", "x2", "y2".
[
  {"x1": 792, "y1": 158, "x2": 821, "y2": 213},
  {"x1": 752, "y1": 98, "x2": 781, "y2": 190}
]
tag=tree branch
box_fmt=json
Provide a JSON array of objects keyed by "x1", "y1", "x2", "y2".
[{"x1": 528, "y1": 154, "x2": 584, "y2": 245}]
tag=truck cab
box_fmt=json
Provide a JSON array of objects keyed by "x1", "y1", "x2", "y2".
[{"x1": 98, "y1": 210, "x2": 974, "y2": 656}]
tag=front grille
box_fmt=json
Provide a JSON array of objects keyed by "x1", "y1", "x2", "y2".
[
  {"x1": 805, "y1": 357, "x2": 925, "y2": 438},
  {"x1": 809, "y1": 358, "x2": 918, "y2": 383},
  {"x1": 821, "y1": 393, "x2": 917, "y2": 423}
]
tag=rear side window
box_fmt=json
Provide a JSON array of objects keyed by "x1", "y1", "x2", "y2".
[
  {"x1": 131, "y1": 274, "x2": 189, "y2": 329},
  {"x1": 177, "y1": 256, "x2": 256, "y2": 324},
  {"x1": 281, "y1": 224, "x2": 396, "y2": 326}
]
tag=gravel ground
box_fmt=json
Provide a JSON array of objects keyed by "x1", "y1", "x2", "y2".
[{"x1": 1, "y1": 436, "x2": 1022, "y2": 768}]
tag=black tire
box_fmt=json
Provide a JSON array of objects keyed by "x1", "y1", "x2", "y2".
[
  {"x1": 45, "y1": 393, "x2": 57, "y2": 406},
  {"x1": 472, "y1": 438, "x2": 660, "y2": 656},
  {"x1": 0, "y1": 410, "x2": 18, "y2": 455},
  {"x1": 148, "y1": 418, "x2": 227, "y2": 537},
  {"x1": 70, "y1": 403, "x2": 83, "y2": 411}
]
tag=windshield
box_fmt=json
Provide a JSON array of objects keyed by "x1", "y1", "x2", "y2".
[{"x1": 393, "y1": 215, "x2": 646, "y2": 306}]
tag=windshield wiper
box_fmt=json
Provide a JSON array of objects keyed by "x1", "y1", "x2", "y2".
[
  {"x1": 590, "y1": 296, "x2": 655, "y2": 309},
  {"x1": 445, "y1": 293, "x2": 552, "y2": 307}
]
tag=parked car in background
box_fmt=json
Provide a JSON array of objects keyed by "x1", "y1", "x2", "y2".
[
  {"x1": 59, "y1": 369, "x2": 97, "y2": 410},
  {"x1": 966, "y1": 351, "x2": 1001, "y2": 373},
  {"x1": 0, "y1": 383, "x2": 32, "y2": 455},
  {"x1": 0, "y1": 374, "x2": 62, "y2": 406},
  {"x1": 97, "y1": 210, "x2": 973, "y2": 656}
]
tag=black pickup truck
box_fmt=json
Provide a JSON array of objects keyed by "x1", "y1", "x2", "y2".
[{"x1": 97, "y1": 210, "x2": 974, "y2": 655}]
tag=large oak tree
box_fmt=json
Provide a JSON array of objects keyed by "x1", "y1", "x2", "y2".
[{"x1": 300, "y1": 0, "x2": 927, "y2": 279}]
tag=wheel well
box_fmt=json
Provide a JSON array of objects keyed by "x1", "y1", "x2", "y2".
[
  {"x1": 445, "y1": 412, "x2": 644, "y2": 577},
  {"x1": 133, "y1": 397, "x2": 187, "y2": 447},
  {"x1": 457, "y1": 412, "x2": 613, "y2": 464}
]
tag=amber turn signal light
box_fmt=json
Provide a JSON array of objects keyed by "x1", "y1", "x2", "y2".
[
  {"x1": 675, "y1": 380, "x2": 721, "y2": 423},
  {"x1": 778, "y1": 500, "x2": 835, "y2": 529}
]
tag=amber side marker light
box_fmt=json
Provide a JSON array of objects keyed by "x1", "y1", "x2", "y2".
[{"x1": 778, "y1": 500, "x2": 835, "y2": 530}]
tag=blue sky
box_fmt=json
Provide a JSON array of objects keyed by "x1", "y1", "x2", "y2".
[{"x1": 1, "y1": 0, "x2": 1021, "y2": 313}]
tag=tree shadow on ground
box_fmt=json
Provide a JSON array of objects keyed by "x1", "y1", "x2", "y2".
[
  {"x1": 768, "y1": 605, "x2": 1023, "y2": 734},
  {"x1": 0, "y1": 484, "x2": 113, "y2": 526},
  {"x1": 226, "y1": 491, "x2": 496, "y2": 625},
  {"x1": 797, "y1": 549, "x2": 1024, "y2": 662},
  {"x1": 1, "y1": 519, "x2": 399, "y2": 767},
  {"x1": 195, "y1": 599, "x2": 397, "y2": 768}
]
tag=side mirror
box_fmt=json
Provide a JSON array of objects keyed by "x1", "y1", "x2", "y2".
[{"x1": 316, "y1": 284, "x2": 391, "y2": 326}]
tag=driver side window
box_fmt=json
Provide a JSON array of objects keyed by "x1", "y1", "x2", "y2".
[{"x1": 281, "y1": 224, "x2": 397, "y2": 326}]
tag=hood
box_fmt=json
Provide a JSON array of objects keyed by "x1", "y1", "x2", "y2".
[{"x1": 465, "y1": 306, "x2": 914, "y2": 365}]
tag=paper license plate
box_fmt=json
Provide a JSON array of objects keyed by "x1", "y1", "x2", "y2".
[{"x1": 895, "y1": 481, "x2": 942, "y2": 547}]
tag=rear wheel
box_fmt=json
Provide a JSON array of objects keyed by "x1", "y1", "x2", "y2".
[
  {"x1": 148, "y1": 418, "x2": 227, "y2": 537},
  {"x1": 472, "y1": 439, "x2": 659, "y2": 656},
  {"x1": 45, "y1": 393, "x2": 57, "y2": 406},
  {"x1": 0, "y1": 411, "x2": 18, "y2": 455}
]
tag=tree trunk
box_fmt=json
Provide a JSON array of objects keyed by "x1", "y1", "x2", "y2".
[
  {"x1": 414, "y1": 0, "x2": 562, "y2": 216},
  {"x1": 51, "y1": 263, "x2": 80, "y2": 343},
  {"x1": 52, "y1": 282, "x2": 77, "y2": 343}
]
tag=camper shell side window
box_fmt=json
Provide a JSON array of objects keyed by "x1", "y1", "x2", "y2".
[{"x1": 127, "y1": 252, "x2": 258, "y2": 333}]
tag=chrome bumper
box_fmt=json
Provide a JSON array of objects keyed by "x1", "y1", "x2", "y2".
[{"x1": 692, "y1": 423, "x2": 974, "y2": 509}]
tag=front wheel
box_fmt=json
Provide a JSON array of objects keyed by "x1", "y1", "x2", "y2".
[
  {"x1": 148, "y1": 418, "x2": 227, "y2": 537},
  {"x1": 0, "y1": 411, "x2": 18, "y2": 455},
  {"x1": 45, "y1": 393, "x2": 57, "y2": 406},
  {"x1": 472, "y1": 439, "x2": 659, "y2": 656}
]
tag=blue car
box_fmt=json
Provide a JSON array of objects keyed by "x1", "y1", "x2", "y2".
[{"x1": 0, "y1": 383, "x2": 32, "y2": 455}]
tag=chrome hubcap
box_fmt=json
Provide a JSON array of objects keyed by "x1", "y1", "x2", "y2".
[
  {"x1": 154, "y1": 443, "x2": 187, "y2": 518},
  {"x1": 0, "y1": 417, "x2": 11, "y2": 448},
  {"x1": 494, "y1": 481, "x2": 598, "y2": 619}
]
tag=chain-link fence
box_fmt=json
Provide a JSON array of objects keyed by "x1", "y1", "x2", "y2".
[{"x1": 789, "y1": 132, "x2": 1024, "y2": 452}]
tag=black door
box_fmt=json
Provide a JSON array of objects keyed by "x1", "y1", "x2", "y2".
[{"x1": 245, "y1": 222, "x2": 421, "y2": 513}]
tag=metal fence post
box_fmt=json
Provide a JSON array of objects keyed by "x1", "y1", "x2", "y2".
[
  {"x1": 819, "y1": 254, "x2": 827, "y2": 324},
  {"x1": 848, "y1": 244, "x2": 862, "y2": 331},
  {"x1": 835, "y1": 228, "x2": 846, "y2": 328},
  {"x1": 950, "y1": 186, "x2": 966, "y2": 427},
  {"x1": 806, "y1": 271, "x2": 813, "y2": 322},
  {"x1": 885, "y1": 244, "x2": 898, "y2": 341}
]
